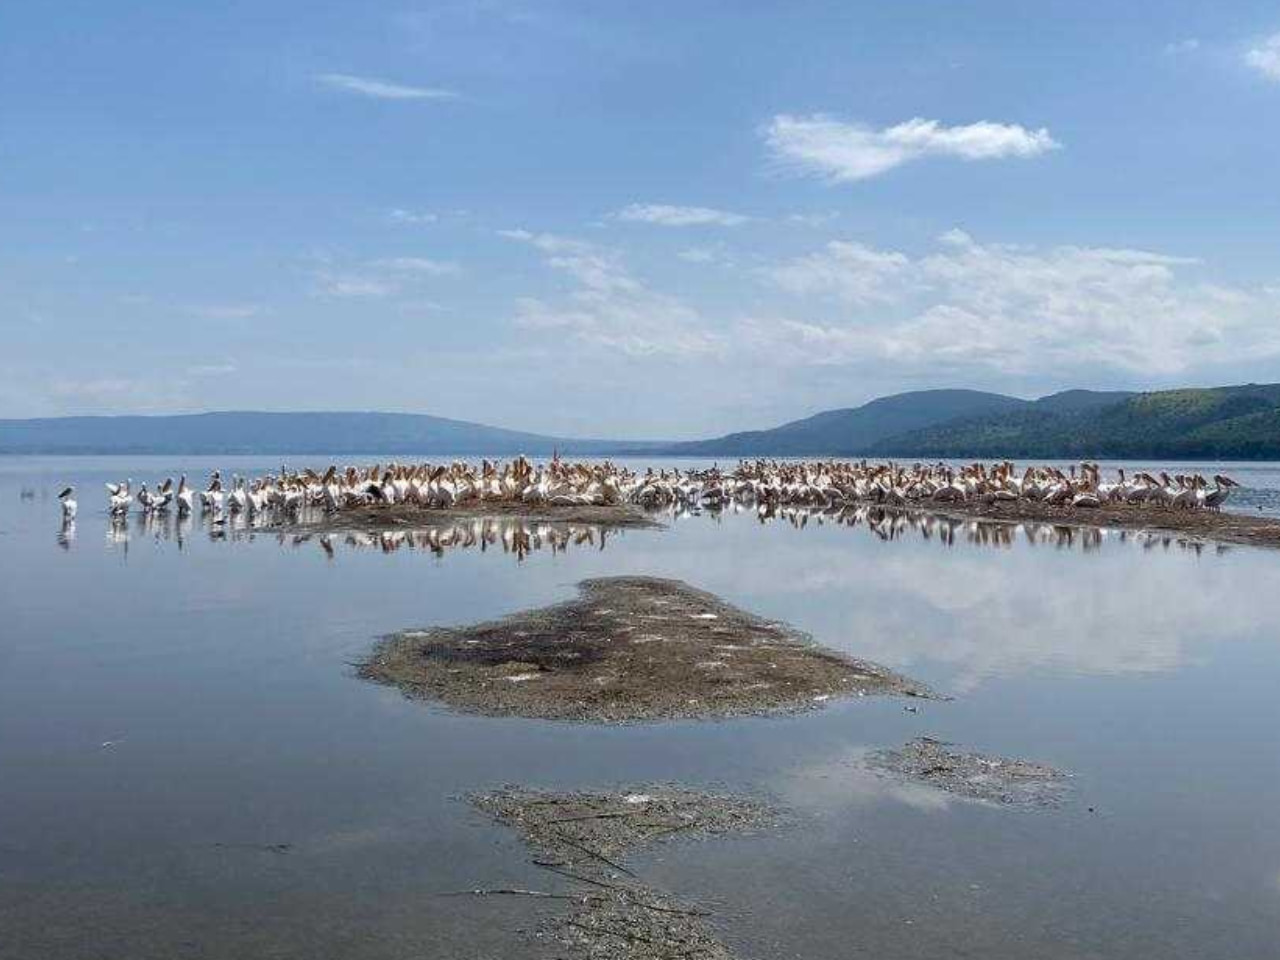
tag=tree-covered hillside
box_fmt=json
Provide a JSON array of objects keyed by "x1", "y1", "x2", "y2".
[{"x1": 873, "y1": 384, "x2": 1280, "y2": 459}]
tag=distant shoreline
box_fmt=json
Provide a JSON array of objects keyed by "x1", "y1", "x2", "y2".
[{"x1": 4, "y1": 449, "x2": 1280, "y2": 462}]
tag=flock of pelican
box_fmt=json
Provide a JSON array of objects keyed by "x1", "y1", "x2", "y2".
[
  {"x1": 92, "y1": 458, "x2": 626, "y2": 522},
  {"x1": 630, "y1": 460, "x2": 1242, "y2": 511},
  {"x1": 77, "y1": 457, "x2": 1243, "y2": 525}
]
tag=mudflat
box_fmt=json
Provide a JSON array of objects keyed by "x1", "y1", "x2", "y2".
[{"x1": 360, "y1": 576, "x2": 930, "y2": 723}]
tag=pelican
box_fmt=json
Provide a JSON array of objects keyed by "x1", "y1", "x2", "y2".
[
  {"x1": 1202, "y1": 475, "x2": 1240, "y2": 511},
  {"x1": 228, "y1": 476, "x2": 248, "y2": 514},
  {"x1": 176, "y1": 475, "x2": 194, "y2": 516},
  {"x1": 106, "y1": 479, "x2": 132, "y2": 516},
  {"x1": 200, "y1": 472, "x2": 224, "y2": 514},
  {"x1": 59, "y1": 486, "x2": 77, "y2": 521}
]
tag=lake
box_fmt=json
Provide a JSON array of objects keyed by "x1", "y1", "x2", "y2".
[{"x1": 2, "y1": 456, "x2": 1279, "y2": 959}]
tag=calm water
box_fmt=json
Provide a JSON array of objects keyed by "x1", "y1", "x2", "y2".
[{"x1": 3, "y1": 456, "x2": 1280, "y2": 959}]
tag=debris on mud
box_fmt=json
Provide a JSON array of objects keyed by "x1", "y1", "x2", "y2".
[
  {"x1": 360, "y1": 576, "x2": 931, "y2": 723},
  {"x1": 464, "y1": 786, "x2": 775, "y2": 960},
  {"x1": 871, "y1": 737, "x2": 1069, "y2": 807}
]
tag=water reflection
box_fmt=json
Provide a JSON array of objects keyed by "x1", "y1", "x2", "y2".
[
  {"x1": 781, "y1": 745, "x2": 955, "y2": 814},
  {"x1": 78, "y1": 501, "x2": 1229, "y2": 560},
  {"x1": 695, "y1": 502, "x2": 1228, "y2": 555},
  {"x1": 256, "y1": 518, "x2": 615, "y2": 561},
  {"x1": 89, "y1": 509, "x2": 622, "y2": 562}
]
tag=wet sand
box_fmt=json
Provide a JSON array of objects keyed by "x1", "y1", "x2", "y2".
[{"x1": 360, "y1": 576, "x2": 930, "y2": 723}]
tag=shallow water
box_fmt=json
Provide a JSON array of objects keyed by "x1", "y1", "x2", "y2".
[{"x1": 3, "y1": 456, "x2": 1280, "y2": 959}]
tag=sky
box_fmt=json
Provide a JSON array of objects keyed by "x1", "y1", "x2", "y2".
[{"x1": 3, "y1": 1, "x2": 1280, "y2": 439}]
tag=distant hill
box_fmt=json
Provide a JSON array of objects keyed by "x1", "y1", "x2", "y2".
[
  {"x1": 661, "y1": 389, "x2": 1029, "y2": 456},
  {"x1": 0, "y1": 411, "x2": 648, "y2": 456},
  {"x1": 873, "y1": 384, "x2": 1280, "y2": 459},
  {"x1": 5, "y1": 383, "x2": 1280, "y2": 458}
]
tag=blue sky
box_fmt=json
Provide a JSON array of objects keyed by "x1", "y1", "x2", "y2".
[{"x1": 3, "y1": 1, "x2": 1280, "y2": 438}]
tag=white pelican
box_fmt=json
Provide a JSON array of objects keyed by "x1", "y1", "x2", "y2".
[
  {"x1": 1202, "y1": 475, "x2": 1240, "y2": 511},
  {"x1": 59, "y1": 486, "x2": 77, "y2": 521},
  {"x1": 106, "y1": 479, "x2": 133, "y2": 516},
  {"x1": 176, "y1": 475, "x2": 193, "y2": 516}
]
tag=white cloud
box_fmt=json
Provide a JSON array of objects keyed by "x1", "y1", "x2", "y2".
[
  {"x1": 751, "y1": 231, "x2": 1280, "y2": 381},
  {"x1": 312, "y1": 272, "x2": 400, "y2": 299},
  {"x1": 502, "y1": 230, "x2": 722, "y2": 356},
  {"x1": 614, "y1": 203, "x2": 750, "y2": 227},
  {"x1": 764, "y1": 114, "x2": 1058, "y2": 182},
  {"x1": 787, "y1": 211, "x2": 840, "y2": 227},
  {"x1": 1245, "y1": 33, "x2": 1280, "y2": 81},
  {"x1": 186, "y1": 304, "x2": 265, "y2": 320},
  {"x1": 768, "y1": 240, "x2": 911, "y2": 304},
  {"x1": 373, "y1": 256, "x2": 460, "y2": 275},
  {"x1": 186, "y1": 363, "x2": 238, "y2": 376},
  {"x1": 387, "y1": 209, "x2": 439, "y2": 224},
  {"x1": 311, "y1": 255, "x2": 459, "y2": 298},
  {"x1": 314, "y1": 73, "x2": 457, "y2": 100},
  {"x1": 1164, "y1": 38, "x2": 1200, "y2": 56},
  {"x1": 678, "y1": 247, "x2": 717, "y2": 264}
]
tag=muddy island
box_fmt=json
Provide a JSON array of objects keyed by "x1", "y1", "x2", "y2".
[{"x1": 360, "y1": 576, "x2": 930, "y2": 723}]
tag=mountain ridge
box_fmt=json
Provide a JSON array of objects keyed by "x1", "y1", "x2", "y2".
[{"x1": 3, "y1": 383, "x2": 1280, "y2": 458}]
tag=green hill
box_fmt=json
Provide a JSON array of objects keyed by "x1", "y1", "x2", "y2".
[
  {"x1": 661, "y1": 389, "x2": 1030, "y2": 456},
  {"x1": 873, "y1": 384, "x2": 1280, "y2": 458}
]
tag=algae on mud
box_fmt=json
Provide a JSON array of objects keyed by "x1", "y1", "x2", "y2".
[{"x1": 360, "y1": 576, "x2": 930, "y2": 723}]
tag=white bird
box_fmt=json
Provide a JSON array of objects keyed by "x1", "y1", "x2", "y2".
[
  {"x1": 200, "y1": 472, "x2": 224, "y2": 514},
  {"x1": 59, "y1": 486, "x2": 77, "y2": 521},
  {"x1": 106, "y1": 479, "x2": 133, "y2": 516},
  {"x1": 228, "y1": 476, "x2": 248, "y2": 514},
  {"x1": 1202, "y1": 475, "x2": 1240, "y2": 511},
  {"x1": 176, "y1": 475, "x2": 194, "y2": 516}
]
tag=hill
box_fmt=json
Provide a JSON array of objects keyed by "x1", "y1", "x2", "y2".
[
  {"x1": 661, "y1": 389, "x2": 1030, "y2": 456},
  {"x1": 873, "y1": 384, "x2": 1280, "y2": 459},
  {"x1": 4, "y1": 383, "x2": 1279, "y2": 459},
  {"x1": 0, "y1": 411, "x2": 646, "y2": 456}
]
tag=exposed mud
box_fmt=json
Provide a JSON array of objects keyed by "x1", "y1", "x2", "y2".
[
  {"x1": 271, "y1": 500, "x2": 660, "y2": 534},
  {"x1": 465, "y1": 786, "x2": 775, "y2": 960},
  {"x1": 871, "y1": 737, "x2": 1069, "y2": 807},
  {"x1": 360, "y1": 576, "x2": 931, "y2": 723},
  {"x1": 906, "y1": 498, "x2": 1280, "y2": 549}
]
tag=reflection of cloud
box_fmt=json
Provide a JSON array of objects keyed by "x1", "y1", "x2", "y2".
[
  {"x1": 779, "y1": 745, "x2": 953, "y2": 814},
  {"x1": 617, "y1": 513, "x2": 1267, "y2": 694}
]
